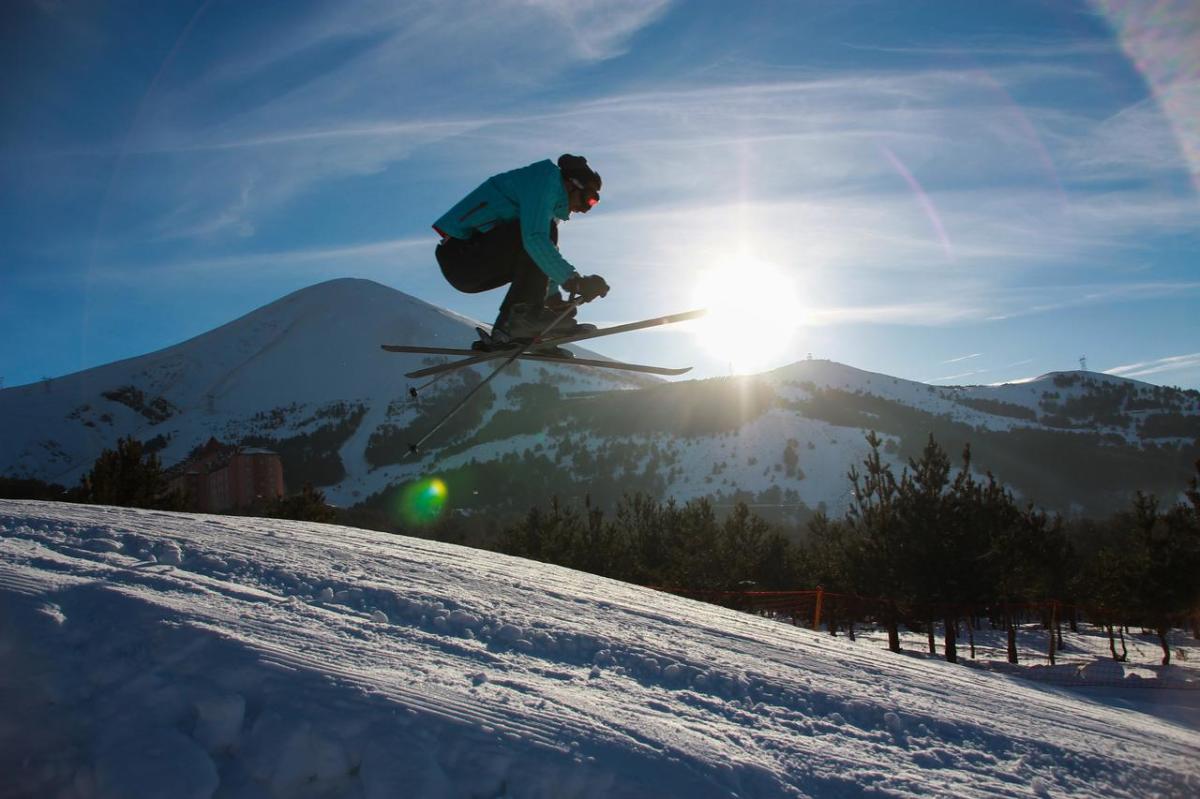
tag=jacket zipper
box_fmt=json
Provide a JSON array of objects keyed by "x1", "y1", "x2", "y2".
[{"x1": 458, "y1": 201, "x2": 488, "y2": 223}]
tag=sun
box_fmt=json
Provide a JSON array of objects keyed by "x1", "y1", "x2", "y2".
[{"x1": 690, "y1": 256, "x2": 804, "y2": 373}]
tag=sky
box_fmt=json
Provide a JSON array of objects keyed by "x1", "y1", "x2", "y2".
[{"x1": 1, "y1": 0, "x2": 1198, "y2": 390}]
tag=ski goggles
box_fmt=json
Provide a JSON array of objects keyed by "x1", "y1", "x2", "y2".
[{"x1": 569, "y1": 177, "x2": 600, "y2": 207}]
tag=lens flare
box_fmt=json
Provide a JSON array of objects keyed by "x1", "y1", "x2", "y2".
[
  {"x1": 398, "y1": 477, "x2": 448, "y2": 525},
  {"x1": 1093, "y1": 0, "x2": 1200, "y2": 194}
]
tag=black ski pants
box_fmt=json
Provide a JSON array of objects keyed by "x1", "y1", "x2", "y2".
[{"x1": 435, "y1": 221, "x2": 557, "y2": 318}]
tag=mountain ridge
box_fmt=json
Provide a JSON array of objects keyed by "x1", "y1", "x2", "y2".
[{"x1": 2, "y1": 279, "x2": 1197, "y2": 517}]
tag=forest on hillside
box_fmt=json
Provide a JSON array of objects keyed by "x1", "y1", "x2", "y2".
[{"x1": 493, "y1": 432, "x2": 1200, "y2": 667}]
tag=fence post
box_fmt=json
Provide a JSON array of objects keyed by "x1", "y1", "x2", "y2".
[
  {"x1": 812, "y1": 586, "x2": 824, "y2": 631},
  {"x1": 1048, "y1": 601, "x2": 1058, "y2": 665}
]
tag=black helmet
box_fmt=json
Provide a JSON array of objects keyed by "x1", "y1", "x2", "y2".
[{"x1": 558, "y1": 153, "x2": 601, "y2": 192}]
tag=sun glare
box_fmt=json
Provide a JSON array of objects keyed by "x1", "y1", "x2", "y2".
[{"x1": 690, "y1": 256, "x2": 804, "y2": 373}]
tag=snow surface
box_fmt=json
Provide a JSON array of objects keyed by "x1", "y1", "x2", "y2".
[{"x1": 2, "y1": 500, "x2": 1197, "y2": 798}]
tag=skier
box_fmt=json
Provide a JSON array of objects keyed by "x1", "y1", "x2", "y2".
[{"x1": 432, "y1": 154, "x2": 610, "y2": 348}]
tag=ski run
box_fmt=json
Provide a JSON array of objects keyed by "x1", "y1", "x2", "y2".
[{"x1": 2, "y1": 500, "x2": 1197, "y2": 798}]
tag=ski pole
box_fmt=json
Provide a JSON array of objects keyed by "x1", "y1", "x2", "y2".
[
  {"x1": 405, "y1": 296, "x2": 584, "y2": 457},
  {"x1": 409, "y1": 369, "x2": 454, "y2": 400}
]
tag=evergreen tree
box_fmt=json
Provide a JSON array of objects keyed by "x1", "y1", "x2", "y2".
[
  {"x1": 845, "y1": 431, "x2": 906, "y2": 651},
  {"x1": 500, "y1": 497, "x2": 578, "y2": 563},
  {"x1": 0, "y1": 476, "x2": 71, "y2": 501},
  {"x1": 266, "y1": 483, "x2": 337, "y2": 524},
  {"x1": 975, "y1": 473, "x2": 1028, "y2": 663},
  {"x1": 1125, "y1": 492, "x2": 1200, "y2": 664},
  {"x1": 943, "y1": 446, "x2": 997, "y2": 658},
  {"x1": 79, "y1": 436, "x2": 186, "y2": 510},
  {"x1": 720, "y1": 502, "x2": 769, "y2": 588},
  {"x1": 754, "y1": 530, "x2": 801, "y2": 590},
  {"x1": 613, "y1": 493, "x2": 670, "y2": 584},
  {"x1": 573, "y1": 495, "x2": 625, "y2": 579},
  {"x1": 664, "y1": 498, "x2": 724, "y2": 590},
  {"x1": 800, "y1": 512, "x2": 856, "y2": 595},
  {"x1": 896, "y1": 435, "x2": 955, "y2": 658}
]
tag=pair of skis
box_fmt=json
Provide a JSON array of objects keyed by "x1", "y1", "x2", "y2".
[
  {"x1": 380, "y1": 307, "x2": 705, "y2": 454},
  {"x1": 381, "y1": 307, "x2": 706, "y2": 379}
]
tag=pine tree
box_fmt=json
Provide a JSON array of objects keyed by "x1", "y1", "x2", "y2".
[
  {"x1": 1126, "y1": 491, "x2": 1200, "y2": 665},
  {"x1": 266, "y1": 483, "x2": 337, "y2": 524},
  {"x1": 896, "y1": 435, "x2": 955, "y2": 659},
  {"x1": 613, "y1": 493, "x2": 670, "y2": 584},
  {"x1": 720, "y1": 502, "x2": 769, "y2": 589},
  {"x1": 845, "y1": 431, "x2": 906, "y2": 652},
  {"x1": 976, "y1": 474, "x2": 1028, "y2": 663},
  {"x1": 80, "y1": 436, "x2": 185, "y2": 510},
  {"x1": 664, "y1": 498, "x2": 723, "y2": 590},
  {"x1": 573, "y1": 495, "x2": 624, "y2": 578}
]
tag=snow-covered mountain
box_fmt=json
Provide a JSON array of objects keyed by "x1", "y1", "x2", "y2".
[
  {"x1": 2, "y1": 279, "x2": 1197, "y2": 517},
  {"x1": 0, "y1": 278, "x2": 654, "y2": 489},
  {"x1": 3, "y1": 499, "x2": 1196, "y2": 798}
]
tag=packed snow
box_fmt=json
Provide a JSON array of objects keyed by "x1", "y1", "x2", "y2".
[{"x1": 2, "y1": 500, "x2": 1197, "y2": 798}]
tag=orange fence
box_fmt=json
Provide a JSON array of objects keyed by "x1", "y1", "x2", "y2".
[
  {"x1": 649, "y1": 585, "x2": 1199, "y2": 688},
  {"x1": 651, "y1": 586, "x2": 1192, "y2": 635}
]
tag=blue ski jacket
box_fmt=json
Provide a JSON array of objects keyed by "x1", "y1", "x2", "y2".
[{"x1": 432, "y1": 160, "x2": 578, "y2": 285}]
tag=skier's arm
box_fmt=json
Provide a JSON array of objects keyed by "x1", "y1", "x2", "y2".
[{"x1": 517, "y1": 175, "x2": 578, "y2": 286}]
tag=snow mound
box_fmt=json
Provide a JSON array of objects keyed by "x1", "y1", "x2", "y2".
[{"x1": 1, "y1": 499, "x2": 1197, "y2": 798}]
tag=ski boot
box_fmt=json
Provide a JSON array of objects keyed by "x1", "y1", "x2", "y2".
[{"x1": 484, "y1": 303, "x2": 595, "y2": 357}]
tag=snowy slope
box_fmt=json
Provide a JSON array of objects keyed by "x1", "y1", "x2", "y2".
[
  {"x1": 0, "y1": 279, "x2": 652, "y2": 489},
  {"x1": 2, "y1": 500, "x2": 1197, "y2": 798}
]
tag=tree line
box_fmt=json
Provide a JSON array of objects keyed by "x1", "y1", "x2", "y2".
[
  {"x1": 497, "y1": 431, "x2": 1200, "y2": 666},
  {"x1": 0, "y1": 436, "x2": 335, "y2": 523}
]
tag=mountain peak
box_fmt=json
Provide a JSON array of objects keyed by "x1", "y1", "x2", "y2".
[
  {"x1": 0, "y1": 280, "x2": 656, "y2": 485},
  {"x1": 1025, "y1": 370, "x2": 1153, "y2": 390}
]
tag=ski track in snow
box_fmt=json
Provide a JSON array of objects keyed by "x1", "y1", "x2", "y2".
[{"x1": 1, "y1": 500, "x2": 1198, "y2": 799}]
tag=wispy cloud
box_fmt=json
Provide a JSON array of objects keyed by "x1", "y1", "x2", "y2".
[
  {"x1": 1105, "y1": 352, "x2": 1200, "y2": 379},
  {"x1": 57, "y1": 9, "x2": 1187, "y2": 271},
  {"x1": 942, "y1": 353, "x2": 983, "y2": 364},
  {"x1": 842, "y1": 36, "x2": 1120, "y2": 60},
  {"x1": 1093, "y1": 0, "x2": 1200, "y2": 192},
  {"x1": 982, "y1": 280, "x2": 1200, "y2": 322},
  {"x1": 107, "y1": 1, "x2": 675, "y2": 239},
  {"x1": 90, "y1": 237, "x2": 431, "y2": 284},
  {"x1": 926, "y1": 368, "x2": 990, "y2": 384}
]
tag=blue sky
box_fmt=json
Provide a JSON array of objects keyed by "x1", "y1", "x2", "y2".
[{"x1": 2, "y1": 0, "x2": 1198, "y2": 389}]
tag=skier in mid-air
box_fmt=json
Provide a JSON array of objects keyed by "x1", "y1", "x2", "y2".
[
  {"x1": 432, "y1": 154, "x2": 610, "y2": 348},
  {"x1": 392, "y1": 156, "x2": 699, "y2": 451}
]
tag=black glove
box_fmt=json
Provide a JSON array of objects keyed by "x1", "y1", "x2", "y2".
[{"x1": 563, "y1": 274, "x2": 609, "y2": 302}]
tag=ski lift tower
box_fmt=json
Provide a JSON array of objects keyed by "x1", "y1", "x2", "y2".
[{"x1": 1079, "y1": 355, "x2": 1088, "y2": 371}]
